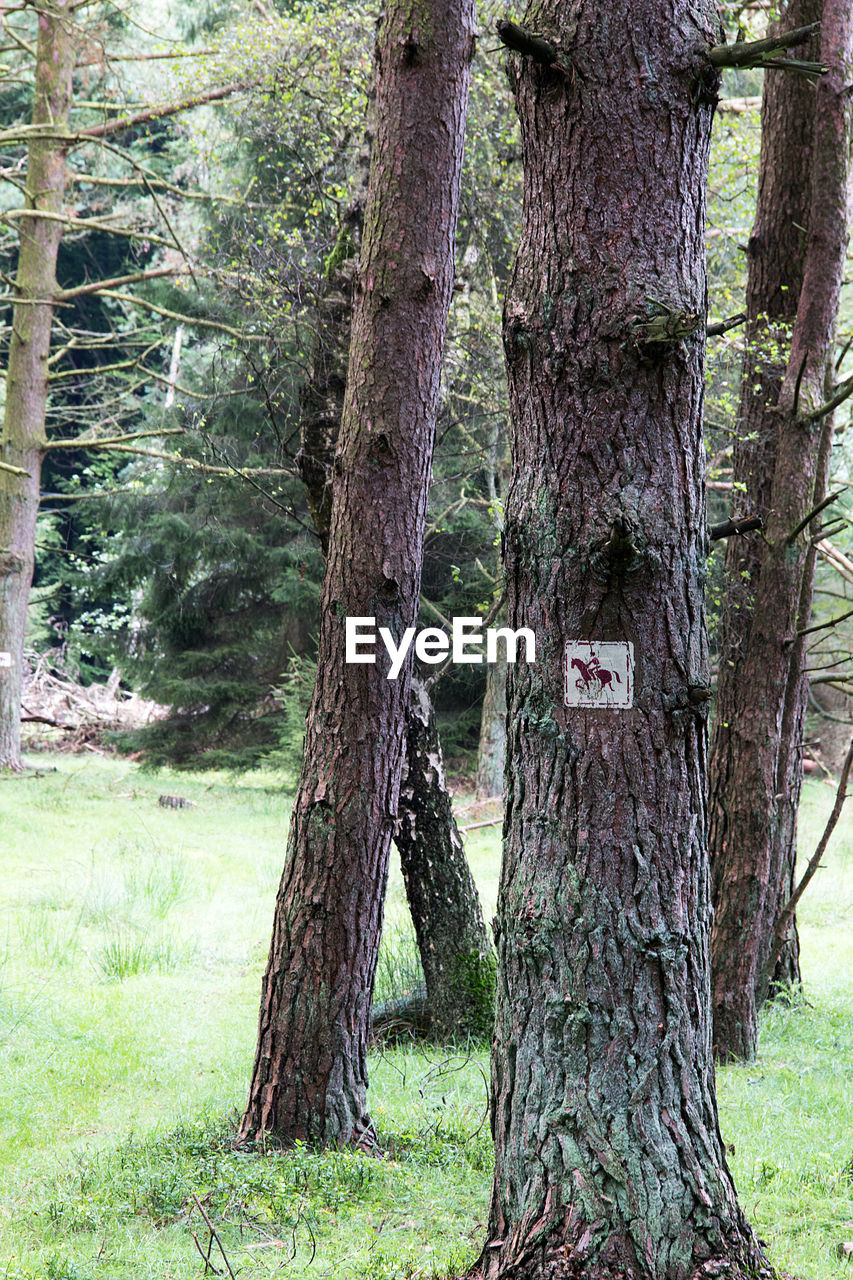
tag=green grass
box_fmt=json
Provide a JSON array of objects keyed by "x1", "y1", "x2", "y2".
[{"x1": 0, "y1": 757, "x2": 851, "y2": 1278}]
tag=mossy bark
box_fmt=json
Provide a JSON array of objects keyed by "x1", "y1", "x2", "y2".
[
  {"x1": 239, "y1": 0, "x2": 476, "y2": 1148},
  {"x1": 470, "y1": 3, "x2": 771, "y2": 1276},
  {"x1": 0, "y1": 2, "x2": 75, "y2": 771},
  {"x1": 396, "y1": 678, "x2": 494, "y2": 1042},
  {"x1": 709, "y1": 1, "x2": 853, "y2": 1062}
]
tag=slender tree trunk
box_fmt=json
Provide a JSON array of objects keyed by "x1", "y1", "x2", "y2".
[
  {"x1": 476, "y1": 429, "x2": 508, "y2": 799},
  {"x1": 471, "y1": 5, "x2": 771, "y2": 1276},
  {"x1": 239, "y1": 0, "x2": 476, "y2": 1148},
  {"x1": 0, "y1": 2, "x2": 74, "y2": 772},
  {"x1": 709, "y1": 2, "x2": 853, "y2": 1061},
  {"x1": 396, "y1": 677, "x2": 495, "y2": 1040},
  {"x1": 476, "y1": 644, "x2": 506, "y2": 797},
  {"x1": 297, "y1": 110, "x2": 493, "y2": 1045},
  {"x1": 708, "y1": 1, "x2": 820, "y2": 1028}
]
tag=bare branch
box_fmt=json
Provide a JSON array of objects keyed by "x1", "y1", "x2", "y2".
[
  {"x1": 496, "y1": 19, "x2": 572, "y2": 75},
  {"x1": 797, "y1": 607, "x2": 853, "y2": 638},
  {"x1": 56, "y1": 265, "x2": 187, "y2": 301},
  {"x1": 817, "y1": 538, "x2": 853, "y2": 584},
  {"x1": 709, "y1": 514, "x2": 763, "y2": 540},
  {"x1": 787, "y1": 488, "x2": 846, "y2": 544},
  {"x1": 706, "y1": 311, "x2": 747, "y2": 337},
  {"x1": 708, "y1": 21, "x2": 824, "y2": 71},
  {"x1": 44, "y1": 428, "x2": 188, "y2": 451},
  {"x1": 0, "y1": 80, "x2": 256, "y2": 149},
  {"x1": 74, "y1": 49, "x2": 218, "y2": 65},
  {"x1": 100, "y1": 445, "x2": 291, "y2": 476},
  {"x1": 425, "y1": 590, "x2": 507, "y2": 692},
  {"x1": 98, "y1": 291, "x2": 261, "y2": 341},
  {"x1": 0, "y1": 459, "x2": 30, "y2": 476},
  {"x1": 79, "y1": 79, "x2": 259, "y2": 140},
  {"x1": 800, "y1": 369, "x2": 853, "y2": 424},
  {"x1": 759, "y1": 730, "x2": 853, "y2": 995},
  {"x1": 0, "y1": 208, "x2": 180, "y2": 254}
]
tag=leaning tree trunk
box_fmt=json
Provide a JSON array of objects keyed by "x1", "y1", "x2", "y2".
[
  {"x1": 710, "y1": 2, "x2": 853, "y2": 1062},
  {"x1": 238, "y1": 0, "x2": 476, "y2": 1148},
  {"x1": 297, "y1": 128, "x2": 493, "y2": 1045},
  {"x1": 0, "y1": 2, "x2": 74, "y2": 772},
  {"x1": 396, "y1": 678, "x2": 495, "y2": 1041},
  {"x1": 472, "y1": 4, "x2": 771, "y2": 1277}
]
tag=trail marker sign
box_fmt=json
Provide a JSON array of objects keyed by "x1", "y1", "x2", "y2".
[{"x1": 564, "y1": 641, "x2": 633, "y2": 709}]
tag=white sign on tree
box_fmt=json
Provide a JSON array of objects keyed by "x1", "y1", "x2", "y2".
[{"x1": 564, "y1": 641, "x2": 633, "y2": 709}]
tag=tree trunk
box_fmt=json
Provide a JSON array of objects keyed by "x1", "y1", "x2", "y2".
[
  {"x1": 709, "y1": 2, "x2": 853, "y2": 1061},
  {"x1": 472, "y1": 4, "x2": 770, "y2": 1276},
  {"x1": 238, "y1": 0, "x2": 475, "y2": 1148},
  {"x1": 707, "y1": 0, "x2": 820, "y2": 1041},
  {"x1": 296, "y1": 106, "x2": 493, "y2": 1045},
  {"x1": 476, "y1": 645, "x2": 507, "y2": 797},
  {"x1": 0, "y1": 2, "x2": 75, "y2": 772},
  {"x1": 396, "y1": 678, "x2": 495, "y2": 1041}
]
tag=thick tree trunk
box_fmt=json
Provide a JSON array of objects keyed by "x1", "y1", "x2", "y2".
[
  {"x1": 0, "y1": 2, "x2": 74, "y2": 772},
  {"x1": 238, "y1": 0, "x2": 475, "y2": 1148},
  {"x1": 297, "y1": 115, "x2": 493, "y2": 1045},
  {"x1": 709, "y1": 3, "x2": 853, "y2": 1061},
  {"x1": 396, "y1": 678, "x2": 495, "y2": 1041},
  {"x1": 472, "y1": 5, "x2": 770, "y2": 1277}
]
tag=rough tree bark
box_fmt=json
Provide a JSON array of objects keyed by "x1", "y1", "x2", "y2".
[
  {"x1": 710, "y1": 2, "x2": 853, "y2": 1062},
  {"x1": 238, "y1": 0, "x2": 476, "y2": 1147},
  {"x1": 0, "y1": 1, "x2": 75, "y2": 772},
  {"x1": 470, "y1": 4, "x2": 772, "y2": 1277},
  {"x1": 297, "y1": 130, "x2": 493, "y2": 1045}
]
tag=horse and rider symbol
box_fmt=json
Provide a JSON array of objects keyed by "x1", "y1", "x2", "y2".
[{"x1": 564, "y1": 642, "x2": 633, "y2": 708}]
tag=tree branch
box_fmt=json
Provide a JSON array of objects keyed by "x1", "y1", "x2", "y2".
[
  {"x1": 97, "y1": 291, "x2": 262, "y2": 341},
  {"x1": 800, "y1": 370, "x2": 853, "y2": 424},
  {"x1": 496, "y1": 20, "x2": 572, "y2": 75},
  {"x1": 0, "y1": 459, "x2": 30, "y2": 476},
  {"x1": 797, "y1": 607, "x2": 853, "y2": 638},
  {"x1": 787, "y1": 489, "x2": 846, "y2": 544},
  {"x1": 78, "y1": 79, "x2": 259, "y2": 140},
  {"x1": 759, "y1": 729, "x2": 853, "y2": 995},
  {"x1": 425, "y1": 590, "x2": 506, "y2": 692},
  {"x1": 706, "y1": 311, "x2": 747, "y2": 337},
  {"x1": 44, "y1": 428, "x2": 187, "y2": 451},
  {"x1": 56, "y1": 265, "x2": 187, "y2": 301},
  {"x1": 100, "y1": 445, "x2": 291, "y2": 476},
  {"x1": 0, "y1": 80, "x2": 257, "y2": 148},
  {"x1": 707, "y1": 21, "x2": 824, "y2": 71},
  {"x1": 0, "y1": 208, "x2": 180, "y2": 255},
  {"x1": 709, "y1": 514, "x2": 763, "y2": 540},
  {"x1": 74, "y1": 49, "x2": 218, "y2": 65},
  {"x1": 817, "y1": 538, "x2": 853, "y2": 585}
]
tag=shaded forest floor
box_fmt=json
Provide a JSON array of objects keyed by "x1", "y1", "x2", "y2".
[{"x1": 0, "y1": 757, "x2": 851, "y2": 1279}]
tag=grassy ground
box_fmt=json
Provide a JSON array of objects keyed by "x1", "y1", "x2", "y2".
[{"x1": 0, "y1": 755, "x2": 850, "y2": 1279}]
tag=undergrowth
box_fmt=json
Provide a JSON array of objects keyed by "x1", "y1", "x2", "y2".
[{"x1": 0, "y1": 756, "x2": 851, "y2": 1278}]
